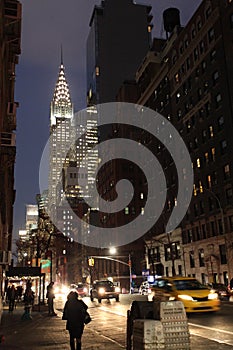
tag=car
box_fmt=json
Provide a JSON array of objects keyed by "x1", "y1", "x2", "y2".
[
  {"x1": 149, "y1": 276, "x2": 220, "y2": 313},
  {"x1": 139, "y1": 281, "x2": 152, "y2": 295},
  {"x1": 90, "y1": 280, "x2": 120, "y2": 303},
  {"x1": 210, "y1": 283, "x2": 231, "y2": 300},
  {"x1": 75, "y1": 283, "x2": 88, "y2": 297}
]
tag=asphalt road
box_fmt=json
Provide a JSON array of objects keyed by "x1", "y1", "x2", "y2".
[{"x1": 55, "y1": 293, "x2": 233, "y2": 349}]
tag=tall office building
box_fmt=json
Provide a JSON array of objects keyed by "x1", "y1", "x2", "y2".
[
  {"x1": 0, "y1": 0, "x2": 21, "y2": 290},
  {"x1": 48, "y1": 57, "x2": 74, "y2": 210},
  {"x1": 119, "y1": 0, "x2": 233, "y2": 284},
  {"x1": 86, "y1": 0, "x2": 153, "y2": 105}
]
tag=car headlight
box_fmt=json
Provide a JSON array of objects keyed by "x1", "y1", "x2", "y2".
[
  {"x1": 178, "y1": 294, "x2": 193, "y2": 301},
  {"x1": 115, "y1": 287, "x2": 121, "y2": 293},
  {"x1": 208, "y1": 292, "x2": 219, "y2": 300},
  {"x1": 98, "y1": 287, "x2": 105, "y2": 295},
  {"x1": 61, "y1": 285, "x2": 69, "y2": 295}
]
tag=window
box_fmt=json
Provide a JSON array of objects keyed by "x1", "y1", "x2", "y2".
[
  {"x1": 224, "y1": 164, "x2": 230, "y2": 179},
  {"x1": 211, "y1": 147, "x2": 216, "y2": 162},
  {"x1": 192, "y1": 27, "x2": 196, "y2": 38},
  {"x1": 197, "y1": 158, "x2": 201, "y2": 168},
  {"x1": 219, "y1": 244, "x2": 227, "y2": 264},
  {"x1": 199, "y1": 40, "x2": 205, "y2": 54},
  {"x1": 218, "y1": 116, "x2": 224, "y2": 130},
  {"x1": 211, "y1": 221, "x2": 216, "y2": 236},
  {"x1": 189, "y1": 251, "x2": 195, "y2": 268},
  {"x1": 221, "y1": 140, "x2": 227, "y2": 154},
  {"x1": 218, "y1": 219, "x2": 224, "y2": 235},
  {"x1": 210, "y1": 49, "x2": 217, "y2": 61},
  {"x1": 202, "y1": 60, "x2": 207, "y2": 72},
  {"x1": 229, "y1": 215, "x2": 233, "y2": 231},
  {"x1": 202, "y1": 224, "x2": 206, "y2": 238},
  {"x1": 198, "y1": 249, "x2": 205, "y2": 267},
  {"x1": 208, "y1": 28, "x2": 215, "y2": 43},
  {"x1": 209, "y1": 125, "x2": 214, "y2": 138},
  {"x1": 213, "y1": 70, "x2": 219, "y2": 84},
  {"x1": 207, "y1": 175, "x2": 212, "y2": 188},
  {"x1": 176, "y1": 92, "x2": 181, "y2": 103},
  {"x1": 204, "y1": 152, "x2": 209, "y2": 163},
  {"x1": 206, "y1": 6, "x2": 212, "y2": 19},
  {"x1": 226, "y1": 187, "x2": 233, "y2": 204},
  {"x1": 230, "y1": 13, "x2": 233, "y2": 28},
  {"x1": 215, "y1": 93, "x2": 222, "y2": 108},
  {"x1": 197, "y1": 20, "x2": 202, "y2": 31},
  {"x1": 194, "y1": 47, "x2": 199, "y2": 61},
  {"x1": 209, "y1": 198, "x2": 214, "y2": 211},
  {"x1": 177, "y1": 109, "x2": 182, "y2": 119},
  {"x1": 186, "y1": 57, "x2": 191, "y2": 70}
]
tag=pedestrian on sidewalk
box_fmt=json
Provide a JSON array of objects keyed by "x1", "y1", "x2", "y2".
[
  {"x1": 22, "y1": 281, "x2": 34, "y2": 320},
  {"x1": 62, "y1": 291, "x2": 88, "y2": 350},
  {"x1": 8, "y1": 285, "x2": 16, "y2": 313},
  {"x1": 46, "y1": 282, "x2": 57, "y2": 316}
]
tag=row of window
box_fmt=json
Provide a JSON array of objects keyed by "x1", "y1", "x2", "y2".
[
  {"x1": 184, "y1": 215, "x2": 233, "y2": 244},
  {"x1": 189, "y1": 244, "x2": 227, "y2": 269}
]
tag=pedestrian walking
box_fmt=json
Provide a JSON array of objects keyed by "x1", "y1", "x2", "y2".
[
  {"x1": 46, "y1": 282, "x2": 56, "y2": 316},
  {"x1": 62, "y1": 291, "x2": 88, "y2": 350},
  {"x1": 22, "y1": 282, "x2": 34, "y2": 320},
  {"x1": 8, "y1": 285, "x2": 16, "y2": 312}
]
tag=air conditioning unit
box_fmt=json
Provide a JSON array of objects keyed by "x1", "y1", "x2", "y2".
[{"x1": 0, "y1": 251, "x2": 11, "y2": 265}]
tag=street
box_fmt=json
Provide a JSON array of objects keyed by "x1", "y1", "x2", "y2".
[{"x1": 55, "y1": 294, "x2": 233, "y2": 349}]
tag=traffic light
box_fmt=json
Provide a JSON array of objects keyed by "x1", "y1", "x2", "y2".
[{"x1": 88, "y1": 257, "x2": 94, "y2": 266}]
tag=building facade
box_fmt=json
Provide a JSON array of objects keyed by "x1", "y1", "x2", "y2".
[
  {"x1": 0, "y1": 0, "x2": 21, "y2": 293},
  {"x1": 86, "y1": 0, "x2": 153, "y2": 105},
  {"x1": 121, "y1": 0, "x2": 233, "y2": 285}
]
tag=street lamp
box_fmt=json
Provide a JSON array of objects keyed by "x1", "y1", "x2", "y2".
[{"x1": 109, "y1": 247, "x2": 132, "y2": 294}]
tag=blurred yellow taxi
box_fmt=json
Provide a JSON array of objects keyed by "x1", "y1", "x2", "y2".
[{"x1": 149, "y1": 277, "x2": 220, "y2": 313}]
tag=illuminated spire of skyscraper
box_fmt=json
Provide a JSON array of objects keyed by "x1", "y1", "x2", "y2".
[{"x1": 49, "y1": 53, "x2": 74, "y2": 209}]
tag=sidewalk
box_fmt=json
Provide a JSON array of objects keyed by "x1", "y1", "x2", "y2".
[
  {"x1": 0, "y1": 303, "x2": 123, "y2": 349},
  {"x1": 0, "y1": 303, "x2": 233, "y2": 349}
]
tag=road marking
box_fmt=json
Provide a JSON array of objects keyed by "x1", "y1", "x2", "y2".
[
  {"x1": 89, "y1": 328, "x2": 125, "y2": 348},
  {"x1": 188, "y1": 322, "x2": 233, "y2": 336}
]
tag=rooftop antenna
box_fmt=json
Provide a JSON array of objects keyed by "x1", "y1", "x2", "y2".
[{"x1": 60, "y1": 44, "x2": 63, "y2": 65}]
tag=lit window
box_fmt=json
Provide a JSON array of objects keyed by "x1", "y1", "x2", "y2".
[
  {"x1": 174, "y1": 73, "x2": 180, "y2": 83},
  {"x1": 125, "y1": 207, "x2": 129, "y2": 215},
  {"x1": 211, "y1": 147, "x2": 216, "y2": 161},
  {"x1": 207, "y1": 175, "x2": 212, "y2": 188},
  {"x1": 205, "y1": 152, "x2": 209, "y2": 163},
  {"x1": 141, "y1": 208, "x2": 145, "y2": 215},
  {"x1": 209, "y1": 125, "x2": 214, "y2": 138},
  {"x1": 95, "y1": 66, "x2": 100, "y2": 76},
  {"x1": 140, "y1": 193, "x2": 144, "y2": 199},
  {"x1": 197, "y1": 158, "x2": 201, "y2": 168},
  {"x1": 193, "y1": 184, "x2": 197, "y2": 196},
  {"x1": 148, "y1": 25, "x2": 152, "y2": 32},
  {"x1": 199, "y1": 180, "x2": 203, "y2": 192}
]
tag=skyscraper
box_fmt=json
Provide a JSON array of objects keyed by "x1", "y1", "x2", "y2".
[
  {"x1": 86, "y1": 0, "x2": 153, "y2": 105},
  {"x1": 48, "y1": 57, "x2": 74, "y2": 211}
]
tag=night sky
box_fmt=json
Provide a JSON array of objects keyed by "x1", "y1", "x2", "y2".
[{"x1": 13, "y1": 0, "x2": 202, "y2": 242}]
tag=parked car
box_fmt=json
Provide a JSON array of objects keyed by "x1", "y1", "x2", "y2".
[
  {"x1": 90, "y1": 280, "x2": 120, "y2": 303},
  {"x1": 139, "y1": 281, "x2": 152, "y2": 295},
  {"x1": 149, "y1": 277, "x2": 220, "y2": 313}
]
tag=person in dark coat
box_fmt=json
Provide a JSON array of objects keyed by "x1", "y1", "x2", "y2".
[
  {"x1": 62, "y1": 291, "x2": 88, "y2": 350},
  {"x1": 46, "y1": 282, "x2": 56, "y2": 316},
  {"x1": 8, "y1": 285, "x2": 17, "y2": 312}
]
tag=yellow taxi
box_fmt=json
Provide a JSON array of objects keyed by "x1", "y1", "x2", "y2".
[{"x1": 149, "y1": 276, "x2": 220, "y2": 313}]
